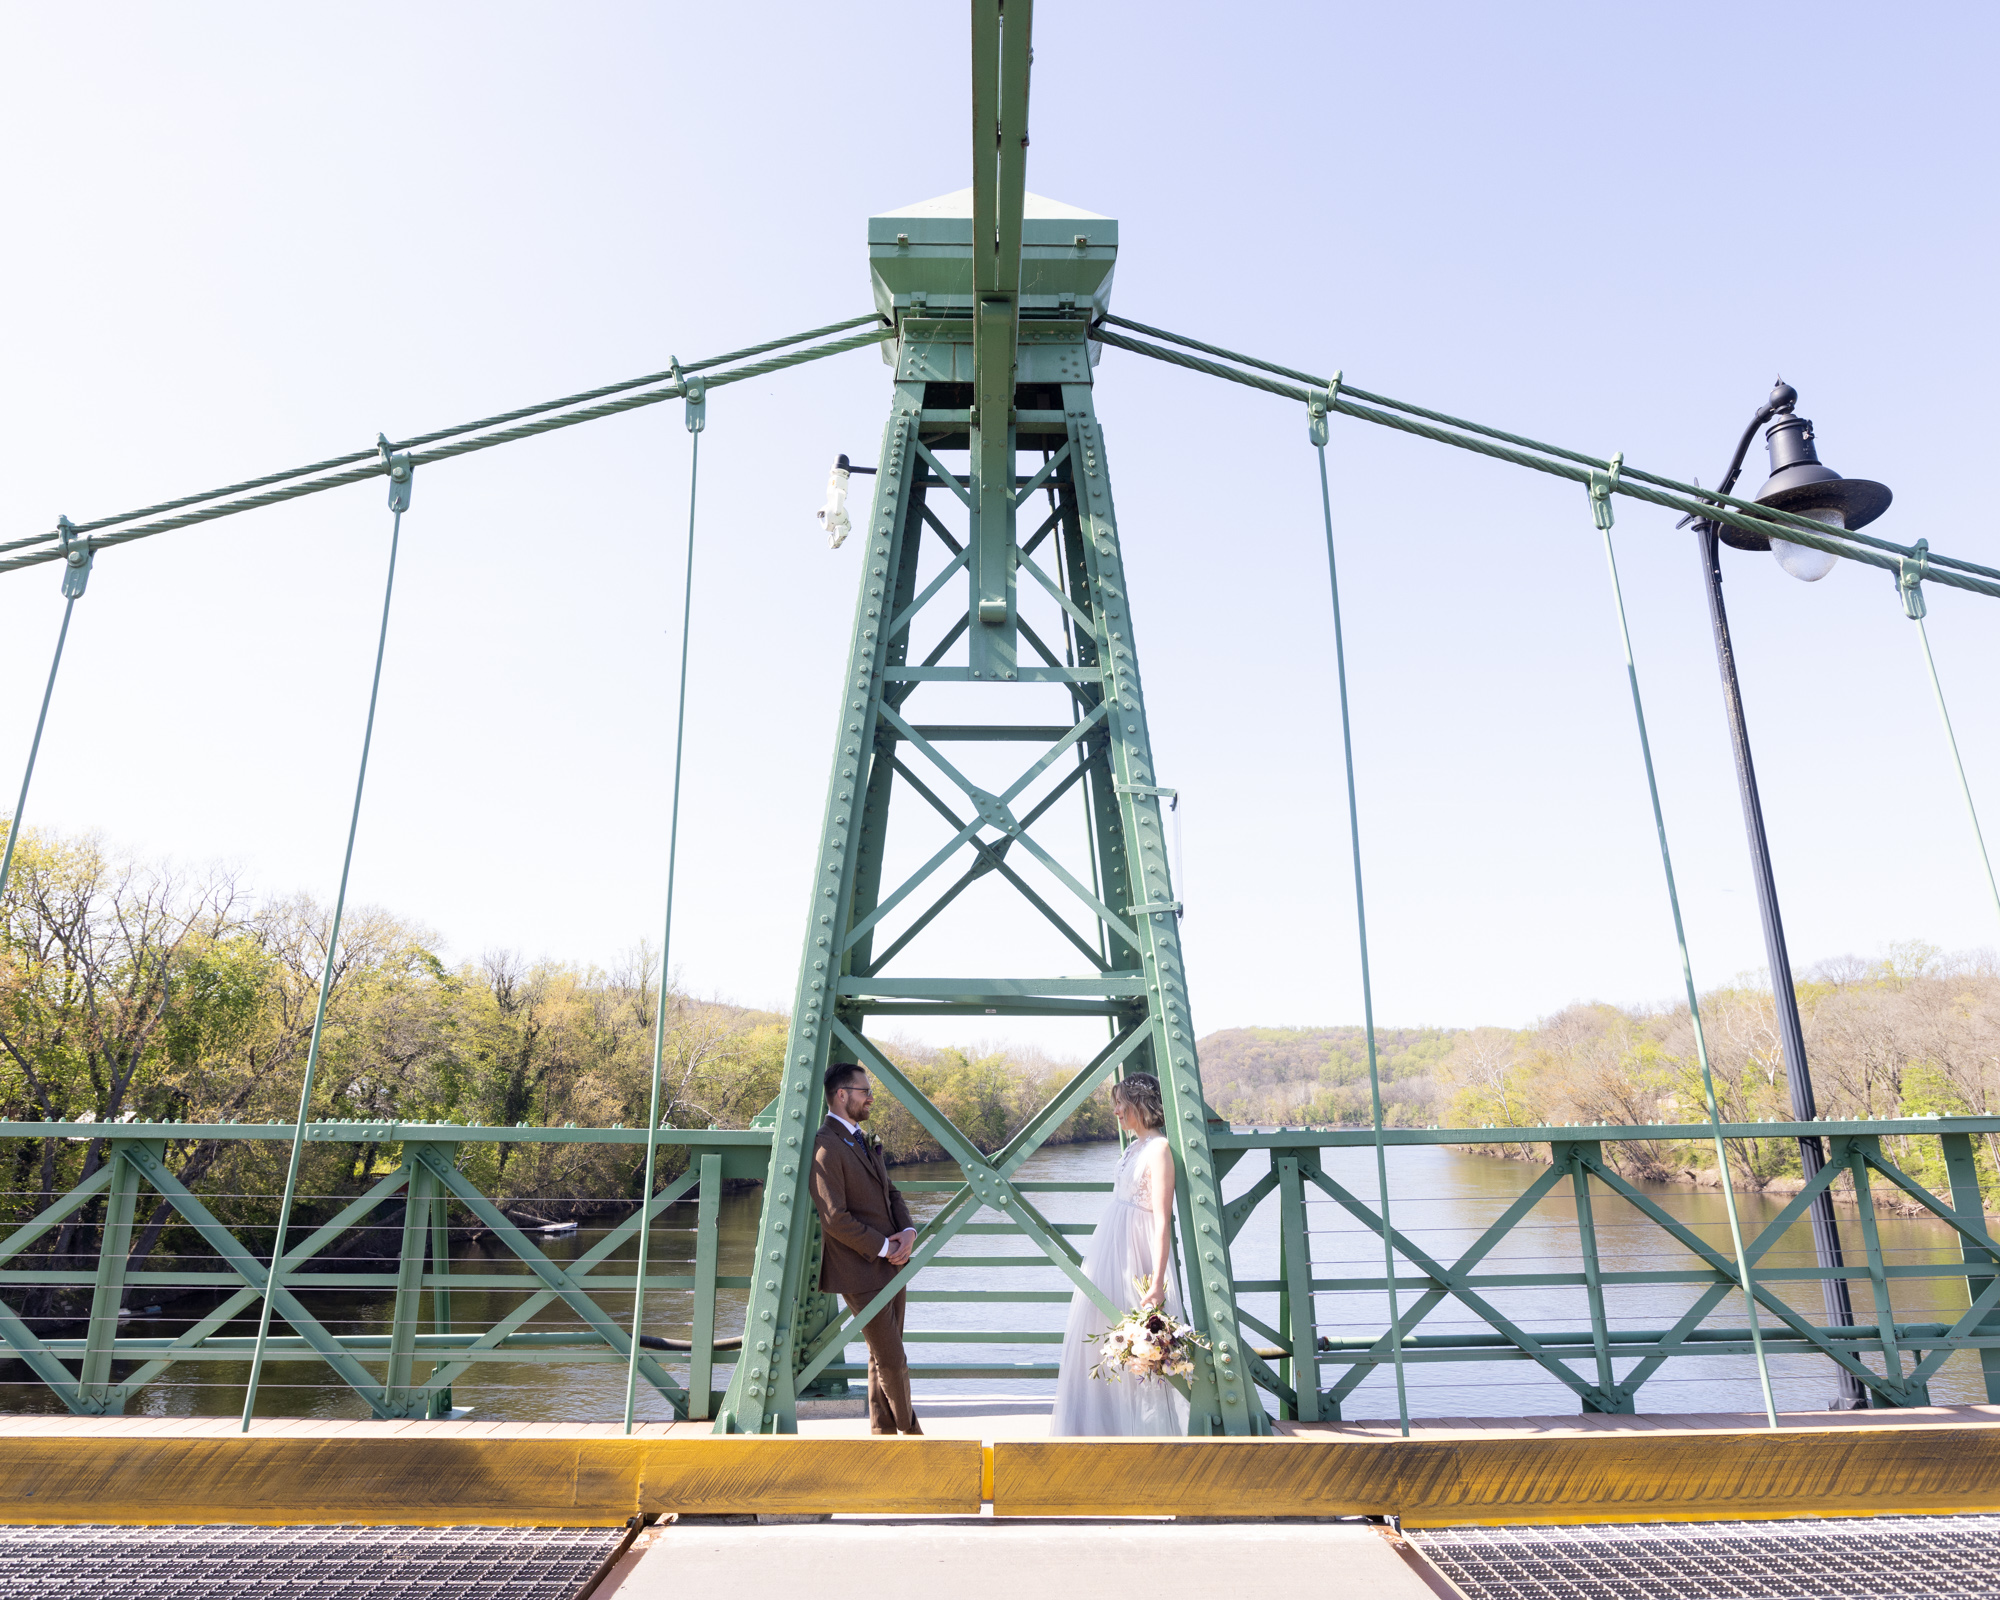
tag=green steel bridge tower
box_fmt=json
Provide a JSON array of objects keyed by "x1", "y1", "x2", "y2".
[{"x1": 714, "y1": 171, "x2": 1265, "y2": 1435}]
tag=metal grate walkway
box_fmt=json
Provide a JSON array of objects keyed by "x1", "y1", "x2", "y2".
[
  {"x1": 0, "y1": 1524, "x2": 629, "y2": 1600},
  {"x1": 1413, "y1": 1516, "x2": 2000, "y2": 1600}
]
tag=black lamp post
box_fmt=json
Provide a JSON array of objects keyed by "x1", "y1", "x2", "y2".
[{"x1": 1693, "y1": 381, "x2": 1893, "y2": 1409}]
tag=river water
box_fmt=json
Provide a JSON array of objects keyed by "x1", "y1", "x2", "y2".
[{"x1": 7, "y1": 1141, "x2": 1989, "y2": 1421}]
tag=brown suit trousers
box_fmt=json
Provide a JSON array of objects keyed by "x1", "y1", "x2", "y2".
[
  {"x1": 810, "y1": 1117, "x2": 920, "y2": 1434},
  {"x1": 842, "y1": 1289, "x2": 915, "y2": 1436}
]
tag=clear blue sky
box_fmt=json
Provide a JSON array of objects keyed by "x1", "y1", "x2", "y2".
[{"x1": 1, "y1": 2, "x2": 1993, "y2": 1051}]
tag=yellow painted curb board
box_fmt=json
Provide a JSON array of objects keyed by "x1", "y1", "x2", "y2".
[
  {"x1": 0, "y1": 1436, "x2": 982, "y2": 1526},
  {"x1": 12, "y1": 1427, "x2": 1999, "y2": 1526},
  {"x1": 992, "y1": 1429, "x2": 2000, "y2": 1525}
]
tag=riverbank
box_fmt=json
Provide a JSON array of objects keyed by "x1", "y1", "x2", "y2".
[{"x1": 1436, "y1": 1137, "x2": 1996, "y2": 1218}]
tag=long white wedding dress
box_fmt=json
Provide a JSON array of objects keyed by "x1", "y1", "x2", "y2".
[{"x1": 1048, "y1": 1133, "x2": 1191, "y2": 1436}]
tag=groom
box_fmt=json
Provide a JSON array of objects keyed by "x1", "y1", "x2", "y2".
[{"x1": 810, "y1": 1062, "x2": 922, "y2": 1434}]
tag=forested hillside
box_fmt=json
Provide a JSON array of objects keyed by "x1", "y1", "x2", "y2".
[
  {"x1": 1190, "y1": 942, "x2": 2000, "y2": 1192},
  {"x1": 0, "y1": 825, "x2": 1109, "y2": 1240},
  {"x1": 1196, "y1": 1025, "x2": 1456, "y2": 1126},
  {"x1": 5, "y1": 821, "x2": 1994, "y2": 1226}
]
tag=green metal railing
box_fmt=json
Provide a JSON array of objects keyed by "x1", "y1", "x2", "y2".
[
  {"x1": 0, "y1": 1122, "x2": 767, "y2": 1420},
  {"x1": 1224, "y1": 1119, "x2": 2000, "y2": 1419},
  {"x1": 3, "y1": 1115, "x2": 1998, "y2": 1423}
]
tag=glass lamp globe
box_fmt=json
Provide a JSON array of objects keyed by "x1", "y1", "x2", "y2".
[{"x1": 1770, "y1": 507, "x2": 1842, "y2": 582}]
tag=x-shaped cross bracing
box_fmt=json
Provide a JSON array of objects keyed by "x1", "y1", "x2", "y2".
[
  {"x1": 842, "y1": 703, "x2": 1127, "y2": 961},
  {"x1": 862, "y1": 755, "x2": 1108, "y2": 975},
  {"x1": 4, "y1": 1139, "x2": 711, "y2": 1417},
  {"x1": 1295, "y1": 1134, "x2": 2000, "y2": 1413},
  {"x1": 793, "y1": 1017, "x2": 1166, "y2": 1393}
]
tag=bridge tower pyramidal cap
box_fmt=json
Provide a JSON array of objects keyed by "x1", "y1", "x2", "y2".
[{"x1": 715, "y1": 189, "x2": 1264, "y2": 1437}]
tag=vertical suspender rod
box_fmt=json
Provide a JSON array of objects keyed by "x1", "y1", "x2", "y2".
[
  {"x1": 1590, "y1": 457, "x2": 1778, "y2": 1430},
  {"x1": 624, "y1": 376, "x2": 707, "y2": 1431},
  {"x1": 1309, "y1": 384, "x2": 1410, "y2": 1436},
  {"x1": 239, "y1": 441, "x2": 412, "y2": 1430}
]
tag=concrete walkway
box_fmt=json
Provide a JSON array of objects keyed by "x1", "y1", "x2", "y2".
[{"x1": 600, "y1": 1515, "x2": 1441, "y2": 1599}]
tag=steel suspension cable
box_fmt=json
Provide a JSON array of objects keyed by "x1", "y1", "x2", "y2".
[
  {"x1": 1588, "y1": 456, "x2": 1778, "y2": 1430},
  {"x1": 240, "y1": 446, "x2": 413, "y2": 1431},
  {"x1": 393, "y1": 314, "x2": 879, "y2": 455},
  {"x1": 0, "y1": 320, "x2": 893, "y2": 575},
  {"x1": 1102, "y1": 313, "x2": 2000, "y2": 587},
  {"x1": 1899, "y1": 547, "x2": 2000, "y2": 934},
  {"x1": 1310, "y1": 402, "x2": 1409, "y2": 1435},
  {"x1": 624, "y1": 384, "x2": 705, "y2": 1434},
  {"x1": 0, "y1": 315, "x2": 880, "y2": 558},
  {"x1": 1090, "y1": 325, "x2": 2000, "y2": 600}
]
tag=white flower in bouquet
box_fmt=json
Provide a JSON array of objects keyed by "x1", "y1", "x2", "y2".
[{"x1": 1086, "y1": 1274, "x2": 1211, "y2": 1384}]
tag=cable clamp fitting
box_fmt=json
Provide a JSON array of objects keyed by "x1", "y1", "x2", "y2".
[
  {"x1": 378, "y1": 434, "x2": 414, "y2": 512},
  {"x1": 1113, "y1": 782, "x2": 1178, "y2": 811},
  {"x1": 1898, "y1": 538, "x2": 1929, "y2": 621},
  {"x1": 1306, "y1": 369, "x2": 1342, "y2": 447},
  {"x1": 1588, "y1": 450, "x2": 1623, "y2": 531},
  {"x1": 670, "y1": 357, "x2": 706, "y2": 434},
  {"x1": 56, "y1": 514, "x2": 92, "y2": 598}
]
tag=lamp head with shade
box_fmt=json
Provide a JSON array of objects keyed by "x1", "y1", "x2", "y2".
[{"x1": 1718, "y1": 380, "x2": 1893, "y2": 581}]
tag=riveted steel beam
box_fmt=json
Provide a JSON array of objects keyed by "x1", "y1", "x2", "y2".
[{"x1": 967, "y1": 0, "x2": 1032, "y2": 675}]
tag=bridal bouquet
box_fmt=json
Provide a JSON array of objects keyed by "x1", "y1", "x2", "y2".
[{"x1": 1087, "y1": 1276, "x2": 1209, "y2": 1383}]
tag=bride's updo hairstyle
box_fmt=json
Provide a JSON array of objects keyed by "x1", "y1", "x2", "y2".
[{"x1": 1110, "y1": 1073, "x2": 1166, "y2": 1130}]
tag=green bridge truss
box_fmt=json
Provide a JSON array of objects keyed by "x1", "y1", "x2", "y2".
[
  {"x1": 3, "y1": 3, "x2": 1997, "y2": 1437},
  {"x1": 1, "y1": 1117, "x2": 1998, "y2": 1420}
]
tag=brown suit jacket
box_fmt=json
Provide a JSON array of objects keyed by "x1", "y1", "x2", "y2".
[{"x1": 810, "y1": 1116, "x2": 914, "y2": 1297}]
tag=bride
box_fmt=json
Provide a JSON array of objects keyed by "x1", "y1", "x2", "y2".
[{"x1": 1048, "y1": 1072, "x2": 1190, "y2": 1436}]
